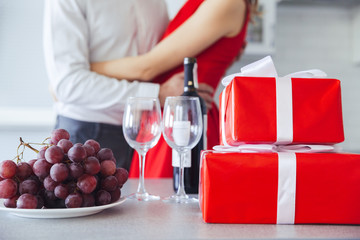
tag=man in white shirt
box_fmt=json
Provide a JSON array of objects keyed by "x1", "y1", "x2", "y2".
[{"x1": 43, "y1": 0, "x2": 180, "y2": 169}]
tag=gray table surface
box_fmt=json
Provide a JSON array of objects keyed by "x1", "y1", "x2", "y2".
[{"x1": 0, "y1": 178, "x2": 359, "y2": 240}]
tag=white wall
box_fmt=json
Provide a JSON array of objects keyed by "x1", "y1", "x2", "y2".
[
  {"x1": 0, "y1": 0, "x2": 54, "y2": 129},
  {"x1": 352, "y1": 4, "x2": 360, "y2": 64},
  {"x1": 0, "y1": 1, "x2": 51, "y2": 108}
]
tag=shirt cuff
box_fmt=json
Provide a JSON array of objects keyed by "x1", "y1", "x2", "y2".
[{"x1": 135, "y1": 82, "x2": 160, "y2": 98}]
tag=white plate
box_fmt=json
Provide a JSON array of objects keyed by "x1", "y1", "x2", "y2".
[{"x1": 0, "y1": 197, "x2": 126, "y2": 218}]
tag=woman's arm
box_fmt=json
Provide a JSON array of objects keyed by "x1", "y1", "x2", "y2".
[{"x1": 91, "y1": 0, "x2": 246, "y2": 81}]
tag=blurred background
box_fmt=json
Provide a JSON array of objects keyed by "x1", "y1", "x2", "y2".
[{"x1": 0, "y1": 0, "x2": 359, "y2": 160}]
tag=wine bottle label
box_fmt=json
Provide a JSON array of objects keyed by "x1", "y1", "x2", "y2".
[
  {"x1": 173, "y1": 121, "x2": 191, "y2": 146},
  {"x1": 172, "y1": 149, "x2": 191, "y2": 168}
]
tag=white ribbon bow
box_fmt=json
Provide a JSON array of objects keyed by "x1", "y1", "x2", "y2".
[
  {"x1": 221, "y1": 56, "x2": 327, "y2": 87},
  {"x1": 213, "y1": 144, "x2": 340, "y2": 153}
]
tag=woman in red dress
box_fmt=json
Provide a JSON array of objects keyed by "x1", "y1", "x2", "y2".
[{"x1": 92, "y1": 0, "x2": 257, "y2": 177}]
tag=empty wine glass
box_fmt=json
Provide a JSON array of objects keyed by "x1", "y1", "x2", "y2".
[
  {"x1": 162, "y1": 96, "x2": 203, "y2": 203},
  {"x1": 123, "y1": 97, "x2": 162, "y2": 201}
]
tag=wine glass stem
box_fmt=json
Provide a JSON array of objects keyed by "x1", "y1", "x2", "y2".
[
  {"x1": 176, "y1": 152, "x2": 187, "y2": 197},
  {"x1": 137, "y1": 151, "x2": 147, "y2": 195}
]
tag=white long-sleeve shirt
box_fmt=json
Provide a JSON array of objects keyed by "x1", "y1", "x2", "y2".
[{"x1": 43, "y1": 0, "x2": 169, "y2": 125}]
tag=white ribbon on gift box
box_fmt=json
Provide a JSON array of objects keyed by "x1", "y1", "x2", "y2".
[
  {"x1": 220, "y1": 56, "x2": 327, "y2": 146},
  {"x1": 212, "y1": 143, "x2": 339, "y2": 224},
  {"x1": 212, "y1": 144, "x2": 339, "y2": 153},
  {"x1": 277, "y1": 152, "x2": 296, "y2": 224}
]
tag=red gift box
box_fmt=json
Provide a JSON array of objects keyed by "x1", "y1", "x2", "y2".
[
  {"x1": 199, "y1": 151, "x2": 360, "y2": 224},
  {"x1": 219, "y1": 76, "x2": 344, "y2": 145}
]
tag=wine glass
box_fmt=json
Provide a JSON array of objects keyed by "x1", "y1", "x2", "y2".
[
  {"x1": 162, "y1": 96, "x2": 203, "y2": 203},
  {"x1": 123, "y1": 97, "x2": 162, "y2": 201}
]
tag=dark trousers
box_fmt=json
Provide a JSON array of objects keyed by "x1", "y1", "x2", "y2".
[{"x1": 55, "y1": 115, "x2": 133, "y2": 170}]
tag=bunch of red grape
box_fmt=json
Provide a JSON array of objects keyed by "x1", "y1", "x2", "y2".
[{"x1": 0, "y1": 129, "x2": 128, "y2": 209}]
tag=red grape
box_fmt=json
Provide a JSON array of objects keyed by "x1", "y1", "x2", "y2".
[
  {"x1": 68, "y1": 163, "x2": 84, "y2": 179},
  {"x1": 17, "y1": 193, "x2": 38, "y2": 209},
  {"x1": 94, "y1": 174, "x2": 100, "y2": 191},
  {"x1": 26, "y1": 174, "x2": 41, "y2": 184},
  {"x1": 101, "y1": 176, "x2": 118, "y2": 192},
  {"x1": 57, "y1": 139, "x2": 73, "y2": 153},
  {"x1": 45, "y1": 145, "x2": 64, "y2": 164},
  {"x1": 4, "y1": 195, "x2": 19, "y2": 208},
  {"x1": 110, "y1": 157, "x2": 117, "y2": 164},
  {"x1": 97, "y1": 148, "x2": 114, "y2": 162},
  {"x1": 68, "y1": 145, "x2": 87, "y2": 163},
  {"x1": 43, "y1": 176, "x2": 58, "y2": 191},
  {"x1": 0, "y1": 179, "x2": 18, "y2": 199},
  {"x1": 28, "y1": 159, "x2": 37, "y2": 168},
  {"x1": 42, "y1": 190, "x2": 57, "y2": 208},
  {"x1": 19, "y1": 179, "x2": 39, "y2": 195},
  {"x1": 100, "y1": 160, "x2": 116, "y2": 176},
  {"x1": 109, "y1": 188, "x2": 121, "y2": 203},
  {"x1": 83, "y1": 156, "x2": 101, "y2": 175},
  {"x1": 82, "y1": 194, "x2": 95, "y2": 207},
  {"x1": 0, "y1": 160, "x2": 17, "y2": 179},
  {"x1": 54, "y1": 184, "x2": 69, "y2": 200},
  {"x1": 67, "y1": 181, "x2": 77, "y2": 194},
  {"x1": 83, "y1": 144, "x2": 95, "y2": 157},
  {"x1": 37, "y1": 148, "x2": 47, "y2": 159},
  {"x1": 95, "y1": 190, "x2": 111, "y2": 206},
  {"x1": 51, "y1": 128, "x2": 70, "y2": 145},
  {"x1": 77, "y1": 174, "x2": 97, "y2": 194},
  {"x1": 84, "y1": 139, "x2": 100, "y2": 153},
  {"x1": 65, "y1": 193, "x2": 83, "y2": 208},
  {"x1": 114, "y1": 168, "x2": 129, "y2": 187},
  {"x1": 50, "y1": 163, "x2": 69, "y2": 182},
  {"x1": 16, "y1": 162, "x2": 33, "y2": 180},
  {"x1": 33, "y1": 158, "x2": 52, "y2": 179}
]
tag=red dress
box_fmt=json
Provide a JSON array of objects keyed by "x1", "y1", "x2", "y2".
[{"x1": 129, "y1": 0, "x2": 250, "y2": 178}]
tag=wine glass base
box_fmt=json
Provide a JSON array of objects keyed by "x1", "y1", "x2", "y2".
[
  {"x1": 127, "y1": 192, "x2": 160, "y2": 201},
  {"x1": 162, "y1": 194, "x2": 198, "y2": 204}
]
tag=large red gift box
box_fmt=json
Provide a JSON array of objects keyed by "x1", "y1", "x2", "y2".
[
  {"x1": 199, "y1": 151, "x2": 360, "y2": 224},
  {"x1": 219, "y1": 76, "x2": 344, "y2": 146}
]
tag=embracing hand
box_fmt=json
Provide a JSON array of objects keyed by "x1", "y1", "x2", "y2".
[
  {"x1": 159, "y1": 72, "x2": 185, "y2": 107},
  {"x1": 158, "y1": 72, "x2": 214, "y2": 109}
]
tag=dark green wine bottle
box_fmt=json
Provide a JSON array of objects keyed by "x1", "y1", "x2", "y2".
[{"x1": 173, "y1": 57, "x2": 207, "y2": 194}]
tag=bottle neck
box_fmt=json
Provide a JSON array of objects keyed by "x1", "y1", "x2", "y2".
[
  {"x1": 183, "y1": 60, "x2": 198, "y2": 92},
  {"x1": 184, "y1": 83, "x2": 196, "y2": 93}
]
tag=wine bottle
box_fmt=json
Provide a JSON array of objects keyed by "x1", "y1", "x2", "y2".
[{"x1": 173, "y1": 57, "x2": 207, "y2": 194}]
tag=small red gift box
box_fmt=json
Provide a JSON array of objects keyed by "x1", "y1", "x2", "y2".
[
  {"x1": 219, "y1": 76, "x2": 344, "y2": 146},
  {"x1": 199, "y1": 151, "x2": 360, "y2": 224}
]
